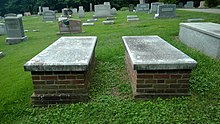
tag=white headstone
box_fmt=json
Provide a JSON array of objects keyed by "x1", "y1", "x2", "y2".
[
  {"x1": 90, "y1": 3, "x2": 93, "y2": 11},
  {"x1": 42, "y1": 7, "x2": 49, "y2": 12},
  {"x1": 78, "y1": 6, "x2": 85, "y2": 18},
  {"x1": 93, "y1": 5, "x2": 111, "y2": 18}
]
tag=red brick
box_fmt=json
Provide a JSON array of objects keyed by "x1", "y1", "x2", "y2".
[
  {"x1": 76, "y1": 75, "x2": 85, "y2": 79},
  {"x1": 66, "y1": 75, "x2": 77, "y2": 79},
  {"x1": 154, "y1": 75, "x2": 170, "y2": 79},
  {"x1": 179, "y1": 70, "x2": 191, "y2": 74},
  {"x1": 170, "y1": 75, "x2": 182, "y2": 79},
  {"x1": 178, "y1": 79, "x2": 189, "y2": 84},
  {"x1": 56, "y1": 80, "x2": 72, "y2": 84},
  {"x1": 181, "y1": 84, "x2": 189, "y2": 88},
  {"x1": 154, "y1": 84, "x2": 168, "y2": 88},
  {"x1": 156, "y1": 89, "x2": 165, "y2": 93},
  {"x1": 170, "y1": 84, "x2": 181, "y2": 88},
  {"x1": 165, "y1": 89, "x2": 177, "y2": 93},
  {"x1": 33, "y1": 85, "x2": 41, "y2": 89},
  {"x1": 144, "y1": 80, "x2": 157, "y2": 83},
  {"x1": 177, "y1": 89, "x2": 188, "y2": 93},
  {"x1": 182, "y1": 74, "x2": 191, "y2": 79},
  {"x1": 165, "y1": 80, "x2": 177, "y2": 83},
  {"x1": 145, "y1": 89, "x2": 157, "y2": 93},
  {"x1": 137, "y1": 74, "x2": 153, "y2": 79},
  {"x1": 41, "y1": 75, "x2": 58, "y2": 80},
  {"x1": 58, "y1": 75, "x2": 66, "y2": 80},
  {"x1": 46, "y1": 81, "x2": 54, "y2": 84},
  {"x1": 33, "y1": 81, "x2": 45, "y2": 85},
  {"x1": 72, "y1": 79, "x2": 84, "y2": 84},
  {"x1": 32, "y1": 76, "x2": 40, "y2": 80},
  {"x1": 136, "y1": 89, "x2": 145, "y2": 93},
  {"x1": 157, "y1": 80, "x2": 164, "y2": 83},
  {"x1": 136, "y1": 84, "x2": 153, "y2": 88}
]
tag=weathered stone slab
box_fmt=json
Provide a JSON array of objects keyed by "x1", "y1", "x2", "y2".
[
  {"x1": 122, "y1": 36, "x2": 197, "y2": 70},
  {"x1": 5, "y1": 16, "x2": 27, "y2": 44},
  {"x1": 43, "y1": 10, "x2": 56, "y2": 21},
  {"x1": 187, "y1": 18, "x2": 204, "y2": 22},
  {"x1": 102, "y1": 20, "x2": 114, "y2": 25},
  {"x1": 82, "y1": 23, "x2": 94, "y2": 26},
  {"x1": 149, "y1": 2, "x2": 163, "y2": 14},
  {"x1": 154, "y1": 4, "x2": 176, "y2": 19},
  {"x1": 93, "y1": 4, "x2": 111, "y2": 18},
  {"x1": 24, "y1": 36, "x2": 97, "y2": 71},
  {"x1": 127, "y1": 18, "x2": 140, "y2": 22},
  {"x1": 122, "y1": 36, "x2": 197, "y2": 99},
  {"x1": 127, "y1": 15, "x2": 138, "y2": 19},
  {"x1": 86, "y1": 19, "x2": 97, "y2": 22},
  {"x1": 24, "y1": 36, "x2": 97, "y2": 106},
  {"x1": 136, "y1": 4, "x2": 150, "y2": 12},
  {"x1": 0, "y1": 23, "x2": 6, "y2": 35},
  {"x1": 179, "y1": 22, "x2": 220, "y2": 59},
  {"x1": 184, "y1": 1, "x2": 194, "y2": 8}
]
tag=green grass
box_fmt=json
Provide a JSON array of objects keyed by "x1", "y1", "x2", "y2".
[{"x1": 0, "y1": 10, "x2": 220, "y2": 123}]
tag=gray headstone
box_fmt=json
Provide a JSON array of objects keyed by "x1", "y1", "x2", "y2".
[
  {"x1": 43, "y1": 10, "x2": 56, "y2": 21},
  {"x1": 127, "y1": 18, "x2": 140, "y2": 22},
  {"x1": 111, "y1": 8, "x2": 117, "y2": 15},
  {"x1": 5, "y1": 13, "x2": 17, "y2": 17},
  {"x1": 42, "y1": 7, "x2": 49, "y2": 12},
  {"x1": 87, "y1": 19, "x2": 97, "y2": 22},
  {"x1": 93, "y1": 4, "x2": 111, "y2": 18},
  {"x1": 24, "y1": 36, "x2": 97, "y2": 71},
  {"x1": 122, "y1": 35, "x2": 197, "y2": 70},
  {"x1": 154, "y1": 4, "x2": 176, "y2": 19},
  {"x1": 5, "y1": 16, "x2": 27, "y2": 44},
  {"x1": 136, "y1": 4, "x2": 150, "y2": 12},
  {"x1": 71, "y1": 8, "x2": 78, "y2": 14},
  {"x1": 82, "y1": 23, "x2": 94, "y2": 26},
  {"x1": 150, "y1": 2, "x2": 163, "y2": 14},
  {"x1": 184, "y1": 1, "x2": 194, "y2": 8},
  {"x1": 78, "y1": 6, "x2": 85, "y2": 18},
  {"x1": 90, "y1": 3, "x2": 93, "y2": 11},
  {"x1": 179, "y1": 22, "x2": 220, "y2": 59},
  {"x1": 187, "y1": 18, "x2": 204, "y2": 22},
  {"x1": 129, "y1": 4, "x2": 135, "y2": 12},
  {"x1": 102, "y1": 20, "x2": 114, "y2": 25},
  {"x1": 177, "y1": 2, "x2": 184, "y2": 8},
  {"x1": 62, "y1": 8, "x2": 69, "y2": 17},
  {"x1": 38, "y1": 6, "x2": 42, "y2": 15},
  {"x1": 0, "y1": 23, "x2": 6, "y2": 35},
  {"x1": 198, "y1": 1, "x2": 205, "y2": 8},
  {"x1": 139, "y1": 0, "x2": 145, "y2": 4}
]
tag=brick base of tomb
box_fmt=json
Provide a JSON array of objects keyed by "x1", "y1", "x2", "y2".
[
  {"x1": 125, "y1": 52, "x2": 191, "y2": 99},
  {"x1": 30, "y1": 55, "x2": 95, "y2": 106}
]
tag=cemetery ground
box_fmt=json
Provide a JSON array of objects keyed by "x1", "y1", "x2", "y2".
[{"x1": 0, "y1": 10, "x2": 220, "y2": 123}]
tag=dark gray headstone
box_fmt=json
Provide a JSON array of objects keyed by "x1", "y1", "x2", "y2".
[
  {"x1": 136, "y1": 4, "x2": 150, "y2": 12},
  {"x1": 150, "y1": 2, "x2": 163, "y2": 14},
  {"x1": 5, "y1": 16, "x2": 27, "y2": 44},
  {"x1": 129, "y1": 4, "x2": 135, "y2": 12},
  {"x1": 154, "y1": 4, "x2": 176, "y2": 19}
]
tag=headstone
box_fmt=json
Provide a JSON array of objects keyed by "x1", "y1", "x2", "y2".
[
  {"x1": 149, "y1": 2, "x2": 163, "y2": 14},
  {"x1": 5, "y1": 13, "x2": 17, "y2": 17},
  {"x1": 43, "y1": 10, "x2": 56, "y2": 21},
  {"x1": 38, "y1": 6, "x2": 42, "y2": 15},
  {"x1": 24, "y1": 36, "x2": 97, "y2": 106},
  {"x1": 62, "y1": 8, "x2": 69, "y2": 17},
  {"x1": 102, "y1": 20, "x2": 114, "y2": 25},
  {"x1": 127, "y1": 18, "x2": 140, "y2": 22},
  {"x1": 187, "y1": 18, "x2": 204, "y2": 22},
  {"x1": 139, "y1": 0, "x2": 145, "y2": 4},
  {"x1": 154, "y1": 4, "x2": 176, "y2": 19},
  {"x1": 93, "y1": 4, "x2": 111, "y2": 18},
  {"x1": 106, "y1": 17, "x2": 115, "y2": 20},
  {"x1": 42, "y1": 7, "x2": 49, "y2": 12},
  {"x1": 24, "y1": 12, "x2": 31, "y2": 16},
  {"x1": 184, "y1": 1, "x2": 194, "y2": 8},
  {"x1": 198, "y1": 1, "x2": 205, "y2": 8},
  {"x1": 57, "y1": 19, "x2": 82, "y2": 34},
  {"x1": 179, "y1": 22, "x2": 220, "y2": 59},
  {"x1": 17, "y1": 14, "x2": 23, "y2": 17},
  {"x1": 127, "y1": 15, "x2": 138, "y2": 19},
  {"x1": 90, "y1": 3, "x2": 93, "y2": 11},
  {"x1": 0, "y1": 23, "x2": 6, "y2": 35},
  {"x1": 122, "y1": 35, "x2": 197, "y2": 99},
  {"x1": 78, "y1": 6, "x2": 85, "y2": 18},
  {"x1": 104, "y1": 2, "x2": 111, "y2": 8},
  {"x1": 87, "y1": 19, "x2": 97, "y2": 22},
  {"x1": 0, "y1": 16, "x2": 3, "y2": 22},
  {"x1": 0, "y1": 52, "x2": 4, "y2": 58},
  {"x1": 129, "y1": 4, "x2": 135, "y2": 12},
  {"x1": 177, "y1": 2, "x2": 184, "y2": 8},
  {"x1": 136, "y1": 3, "x2": 150, "y2": 12},
  {"x1": 71, "y1": 8, "x2": 78, "y2": 14},
  {"x1": 111, "y1": 8, "x2": 117, "y2": 15},
  {"x1": 5, "y1": 16, "x2": 27, "y2": 44},
  {"x1": 82, "y1": 23, "x2": 94, "y2": 26}
]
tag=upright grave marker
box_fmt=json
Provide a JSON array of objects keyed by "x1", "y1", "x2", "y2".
[
  {"x1": 122, "y1": 36, "x2": 197, "y2": 99},
  {"x1": 57, "y1": 19, "x2": 82, "y2": 34},
  {"x1": 78, "y1": 6, "x2": 85, "y2": 18},
  {"x1": 184, "y1": 1, "x2": 194, "y2": 8},
  {"x1": 149, "y1": 2, "x2": 163, "y2": 14},
  {"x1": 24, "y1": 36, "x2": 97, "y2": 106},
  {"x1": 43, "y1": 10, "x2": 56, "y2": 21},
  {"x1": 136, "y1": 0, "x2": 150, "y2": 12},
  {"x1": 154, "y1": 4, "x2": 176, "y2": 19},
  {"x1": 0, "y1": 23, "x2": 6, "y2": 35},
  {"x1": 93, "y1": 4, "x2": 111, "y2": 18},
  {"x1": 5, "y1": 16, "x2": 27, "y2": 44}
]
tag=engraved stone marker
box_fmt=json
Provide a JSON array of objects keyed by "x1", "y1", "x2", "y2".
[
  {"x1": 0, "y1": 23, "x2": 6, "y2": 35},
  {"x1": 154, "y1": 4, "x2": 176, "y2": 19},
  {"x1": 184, "y1": 1, "x2": 194, "y2": 8},
  {"x1": 93, "y1": 4, "x2": 111, "y2": 18},
  {"x1": 149, "y1": 2, "x2": 163, "y2": 14},
  {"x1": 78, "y1": 6, "x2": 85, "y2": 18},
  {"x1": 43, "y1": 10, "x2": 56, "y2": 21},
  {"x1": 57, "y1": 19, "x2": 82, "y2": 34}
]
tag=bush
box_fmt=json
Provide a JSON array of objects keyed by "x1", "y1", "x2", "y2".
[{"x1": 205, "y1": 0, "x2": 220, "y2": 7}]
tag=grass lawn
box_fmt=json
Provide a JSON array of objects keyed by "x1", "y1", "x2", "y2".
[{"x1": 0, "y1": 10, "x2": 220, "y2": 123}]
